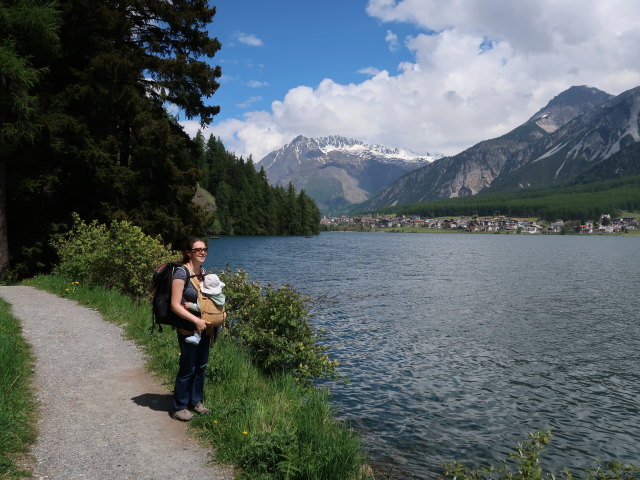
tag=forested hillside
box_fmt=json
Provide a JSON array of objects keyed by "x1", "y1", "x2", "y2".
[
  {"x1": 0, "y1": 0, "x2": 319, "y2": 279},
  {"x1": 376, "y1": 175, "x2": 640, "y2": 221},
  {"x1": 194, "y1": 133, "x2": 320, "y2": 236}
]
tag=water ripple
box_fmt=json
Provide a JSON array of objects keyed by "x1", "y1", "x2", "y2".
[{"x1": 209, "y1": 233, "x2": 640, "y2": 479}]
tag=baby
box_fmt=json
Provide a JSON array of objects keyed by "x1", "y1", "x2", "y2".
[{"x1": 184, "y1": 273, "x2": 226, "y2": 345}]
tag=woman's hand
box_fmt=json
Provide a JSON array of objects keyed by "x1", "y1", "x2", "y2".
[{"x1": 193, "y1": 318, "x2": 207, "y2": 333}]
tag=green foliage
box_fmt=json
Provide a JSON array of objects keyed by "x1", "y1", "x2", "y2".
[
  {"x1": 24, "y1": 275, "x2": 368, "y2": 480},
  {"x1": 51, "y1": 216, "x2": 335, "y2": 379},
  {"x1": 205, "y1": 379, "x2": 367, "y2": 480},
  {"x1": 202, "y1": 135, "x2": 321, "y2": 236},
  {"x1": 442, "y1": 431, "x2": 640, "y2": 480},
  {"x1": 220, "y1": 270, "x2": 338, "y2": 381},
  {"x1": 0, "y1": 0, "x2": 61, "y2": 278},
  {"x1": 0, "y1": 0, "x2": 60, "y2": 141},
  {"x1": 0, "y1": 299, "x2": 36, "y2": 478},
  {"x1": 374, "y1": 176, "x2": 640, "y2": 222},
  {"x1": 5, "y1": 0, "x2": 221, "y2": 278},
  {"x1": 52, "y1": 213, "x2": 178, "y2": 298}
]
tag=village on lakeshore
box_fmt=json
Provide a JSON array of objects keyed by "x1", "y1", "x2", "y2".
[{"x1": 320, "y1": 214, "x2": 640, "y2": 234}]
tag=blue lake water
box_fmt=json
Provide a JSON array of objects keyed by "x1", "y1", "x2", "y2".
[{"x1": 203, "y1": 232, "x2": 640, "y2": 479}]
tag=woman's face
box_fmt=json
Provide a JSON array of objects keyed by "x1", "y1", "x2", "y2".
[{"x1": 187, "y1": 240, "x2": 208, "y2": 263}]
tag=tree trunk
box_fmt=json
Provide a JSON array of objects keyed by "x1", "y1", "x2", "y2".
[{"x1": 0, "y1": 157, "x2": 9, "y2": 278}]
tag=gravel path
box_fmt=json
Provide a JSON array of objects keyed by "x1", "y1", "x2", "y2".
[{"x1": 0, "y1": 286, "x2": 233, "y2": 480}]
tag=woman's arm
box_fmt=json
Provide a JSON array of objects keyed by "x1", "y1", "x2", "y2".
[{"x1": 170, "y1": 278, "x2": 207, "y2": 333}]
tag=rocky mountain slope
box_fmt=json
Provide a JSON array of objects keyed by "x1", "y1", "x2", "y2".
[
  {"x1": 364, "y1": 85, "x2": 640, "y2": 209},
  {"x1": 255, "y1": 135, "x2": 441, "y2": 212}
]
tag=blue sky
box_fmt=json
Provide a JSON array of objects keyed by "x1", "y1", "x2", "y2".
[
  {"x1": 181, "y1": 0, "x2": 640, "y2": 161},
  {"x1": 209, "y1": 1, "x2": 418, "y2": 122}
]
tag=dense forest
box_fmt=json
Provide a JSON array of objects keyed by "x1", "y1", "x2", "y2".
[
  {"x1": 375, "y1": 175, "x2": 640, "y2": 221},
  {"x1": 195, "y1": 133, "x2": 320, "y2": 236},
  {"x1": 366, "y1": 143, "x2": 640, "y2": 221},
  {"x1": 1, "y1": 0, "x2": 319, "y2": 279}
]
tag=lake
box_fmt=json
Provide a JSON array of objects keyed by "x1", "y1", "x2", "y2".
[{"x1": 204, "y1": 232, "x2": 640, "y2": 479}]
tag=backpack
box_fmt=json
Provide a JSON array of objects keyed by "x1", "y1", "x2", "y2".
[{"x1": 151, "y1": 262, "x2": 188, "y2": 332}]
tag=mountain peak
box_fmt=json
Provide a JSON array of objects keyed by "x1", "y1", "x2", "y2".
[
  {"x1": 255, "y1": 135, "x2": 443, "y2": 213},
  {"x1": 546, "y1": 85, "x2": 611, "y2": 108},
  {"x1": 276, "y1": 135, "x2": 442, "y2": 160},
  {"x1": 528, "y1": 85, "x2": 612, "y2": 133},
  {"x1": 363, "y1": 84, "x2": 639, "y2": 210}
]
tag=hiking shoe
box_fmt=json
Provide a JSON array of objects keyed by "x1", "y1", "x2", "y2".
[
  {"x1": 172, "y1": 409, "x2": 193, "y2": 422},
  {"x1": 192, "y1": 402, "x2": 210, "y2": 415}
]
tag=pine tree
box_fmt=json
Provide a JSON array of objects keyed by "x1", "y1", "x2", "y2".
[
  {"x1": 0, "y1": 0, "x2": 60, "y2": 277},
  {"x1": 194, "y1": 130, "x2": 209, "y2": 187},
  {"x1": 5, "y1": 0, "x2": 222, "y2": 276},
  {"x1": 201, "y1": 138, "x2": 321, "y2": 236}
]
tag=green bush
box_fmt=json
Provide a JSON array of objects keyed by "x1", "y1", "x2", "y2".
[
  {"x1": 220, "y1": 269, "x2": 339, "y2": 382},
  {"x1": 51, "y1": 217, "x2": 337, "y2": 381},
  {"x1": 51, "y1": 213, "x2": 178, "y2": 298},
  {"x1": 442, "y1": 431, "x2": 640, "y2": 480}
]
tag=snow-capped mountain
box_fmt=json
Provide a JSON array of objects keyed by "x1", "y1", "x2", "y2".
[
  {"x1": 256, "y1": 135, "x2": 442, "y2": 212},
  {"x1": 363, "y1": 85, "x2": 640, "y2": 209}
]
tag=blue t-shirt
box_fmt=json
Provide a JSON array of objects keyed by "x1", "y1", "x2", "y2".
[{"x1": 172, "y1": 266, "x2": 199, "y2": 307}]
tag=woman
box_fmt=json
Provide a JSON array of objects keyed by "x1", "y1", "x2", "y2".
[{"x1": 170, "y1": 237, "x2": 222, "y2": 421}]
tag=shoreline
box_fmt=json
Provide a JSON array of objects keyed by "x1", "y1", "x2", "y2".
[{"x1": 320, "y1": 228, "x2": 640, "y2": 236}]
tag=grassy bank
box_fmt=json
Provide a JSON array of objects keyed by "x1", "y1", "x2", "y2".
[
  {"x1": 23, "y1": 275, "x2": 369, "y2": 480},
  {"x1": 0, "y1": 299, "x2": 37, "y2": 479}
]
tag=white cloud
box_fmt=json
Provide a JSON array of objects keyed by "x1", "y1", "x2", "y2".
[
  {"x1": 385, "y1": 29, "x2": 400, "y2": 51},
  {"x1": 358, "y1": 67, "x2": 382, "y2": 76},
  {"x1": 235, "y1": 32, "x2": 263, "y2": 47},
  {"x1": 195, "y1": 0, "x2": 640, "y2": 161},
  {"x1": 236, "y1": 96, "x2": 262, "y2": 109},
  {"x1": 247, "y1": 80, "x2": 269, "y2": 88}
]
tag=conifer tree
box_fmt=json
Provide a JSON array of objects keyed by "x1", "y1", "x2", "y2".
[
  {"x1": 0, "y1": 0, "x2": 60, "y2": 277},
  {"x1": 5, "y1": 0, "x2": 222, "y2": 276},
  {"x1": 194, "y1": 130, "x2": 209, "y2": 187},
  {"x1": 201, "y1": 139, "x2": 321, "y2": 236}
]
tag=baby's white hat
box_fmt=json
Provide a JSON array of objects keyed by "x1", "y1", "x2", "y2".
[{"x1": 201, "y1": 273, "x2": 225, "y2": 295}]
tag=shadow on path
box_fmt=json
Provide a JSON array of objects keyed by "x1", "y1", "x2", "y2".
[{"x1": 132, "y1": 393, "x2": 173, "y2": 413}]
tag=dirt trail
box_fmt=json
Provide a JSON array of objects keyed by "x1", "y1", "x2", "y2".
[{"x1": 0, "y1": 286, "x2": 233, "y2": 480}]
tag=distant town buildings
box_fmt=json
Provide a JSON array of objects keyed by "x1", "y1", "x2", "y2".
[{"x1": 320, "y1": 214, "x2": 638, "y2": 234}]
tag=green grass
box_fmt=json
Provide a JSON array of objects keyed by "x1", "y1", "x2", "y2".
[
  {"x1": 23, "y1": 275, "x2": 370, "y2": 480},
  {"x1": 619, "y1": 210, "x2": 640, "y2": 219},
  {"x1": 0, "y1": 299, "x2": 37, "y2": 479}
]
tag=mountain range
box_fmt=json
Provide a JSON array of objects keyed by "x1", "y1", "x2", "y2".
[
  {"x1": 363, "y1": 85, "x2": 640, "y2": 210},
  {"x1": 256, "y1": 85, "x2": 640, "y2": 214},
  {"x1": 255, "y1": 135, "x2": 442, "y2": 212}
]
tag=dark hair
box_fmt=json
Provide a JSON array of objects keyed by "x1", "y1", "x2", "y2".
[{"x1": 181, "y1": 237, "x2": 208, "y2": 263}]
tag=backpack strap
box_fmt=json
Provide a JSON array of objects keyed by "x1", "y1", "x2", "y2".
[
  {"x1": 186, "y1": 266, "x2": 206, "y2": 305},
  {"x1": 186, "y1": 267, "x2": 224, "y2": 344}
]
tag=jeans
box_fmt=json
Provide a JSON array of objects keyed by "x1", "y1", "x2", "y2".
[{"x1": 172, "y1": 330, "x2": 210, "y2": 411}]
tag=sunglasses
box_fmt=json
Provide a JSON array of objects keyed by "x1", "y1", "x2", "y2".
[{"x1": 190, "y1": 247, "x2": 208, "y2": 254}]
